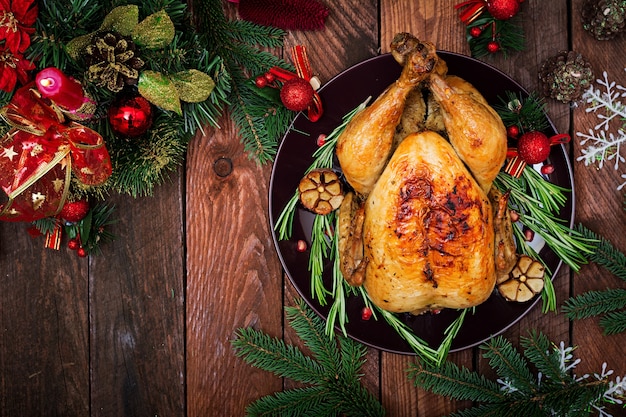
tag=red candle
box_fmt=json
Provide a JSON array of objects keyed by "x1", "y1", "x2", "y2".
[{"x1": 36, "y1": 67, "x2": 85, "y2": 111}]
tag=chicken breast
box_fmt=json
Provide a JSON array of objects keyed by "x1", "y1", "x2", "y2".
[{"x1": 362, "y1": 131, "x2": 496, "y2": 314}]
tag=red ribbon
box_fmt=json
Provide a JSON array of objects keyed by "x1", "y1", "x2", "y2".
[
  {"x1": 268, "y1": 45, "x2": 324, "y2": 122},
  {"x1": 0, "y1": 83, "x2": 112, "y2": 222},
  {"x1": 455, "y1": 0, "x2": 487, "y2": 25}
]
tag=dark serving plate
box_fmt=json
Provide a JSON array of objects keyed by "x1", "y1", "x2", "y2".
[{"x1": 269, "y1": 51, "x2": 574, "y2": 354}]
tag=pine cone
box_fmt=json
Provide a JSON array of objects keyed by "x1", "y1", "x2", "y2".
[
  {"x1": 539, "y1": 51, "x2": 594, "y2": 103},
  {"x1": 581, "y1": 0, "x2": 626, "y2": 40},
  {"x1": 84, "y1": 31, "x2": 145, "y2": 92}
]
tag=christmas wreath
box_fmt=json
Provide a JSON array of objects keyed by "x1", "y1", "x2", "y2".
[{"x1": 0, "y1": 0, "x2": 313, "y2": 255}]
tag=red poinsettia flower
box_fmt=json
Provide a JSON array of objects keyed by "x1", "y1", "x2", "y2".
[
  {"x1": 0, "y1": 0, "x2": 38, "y2": 54},
  {"x1": 0, "y1": 44, "x2": 34, "y2": 92}
]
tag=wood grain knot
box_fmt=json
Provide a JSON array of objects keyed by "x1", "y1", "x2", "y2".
[{"x1": 213, "y1": 157, "x2": 233, "y2": 177}]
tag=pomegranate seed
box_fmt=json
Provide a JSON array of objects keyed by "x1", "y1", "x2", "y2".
[
  {"x1": 509, "y1": 210, "x2": 520, "y2": 223},
  {"x1": 361, "y1": 307, "x2": 373, "y2": 320},
  {"x1": 541, "y1": 164, "x2": 555, "y2": 175},
  {"x1": 316, "y1": 134, "x2": 327, "y2": 147},
  {"x1": 431, "y1": 309, "x2": 442, "y2": 315},
  {"x1": 296, "y1": 240, "x2": 307, "y2": 252},
  {"x1": 523, "y1": 227, "x2": 535, "y2": 242}
]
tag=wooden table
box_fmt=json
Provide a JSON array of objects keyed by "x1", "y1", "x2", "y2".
[{"x1": 2, "y1": 1, "x2": 625, "y2": 416}]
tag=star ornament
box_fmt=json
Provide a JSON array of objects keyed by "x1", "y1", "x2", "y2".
[{"x1": 2, "y1": 145, "x2": 17, "y2": 161}]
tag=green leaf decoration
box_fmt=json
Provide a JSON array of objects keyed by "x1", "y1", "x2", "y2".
[
  {"x1": 170, "y1": 70, "x2": 215, "y2": 103},
  {"x1": 132, "y1": 10, "x2": 175, "y2": 50},
  {"x1": 138, "y1": 71, "x2": 182, "y2": 115},
  {"x1": 65, "y1": 5, "x2": 140, "y2": 61},
  {"x1": 100, "y1": 5, "x2": 139, "y2": 36}
]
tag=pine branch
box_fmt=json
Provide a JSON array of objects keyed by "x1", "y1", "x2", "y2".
[
  {"x1": 285, "y1": 300, "x2": 342, "y2": 376},
  {"x1": 232, "y1": 327, "x2": 327, "y2": 385},
  {"x1": 519, "y1": 331, "x2": 569, "y2": 384},
  {"x1": 599, "y1": 309, "x2": 626, "y2": 335},
  {"x1": 410, "y1": 331, "x2": 625, "y2": 417},
  {"x1": 231, "y1": 299, "x2": 385, "y2": 417},
  {"x1": 562, "y1": 289, "x2": 626, "y2": 320},
  {"x1": 480, "y1": 336, "x2": 538, "y2": 396},
  {"x1": 407, "y1": 357, "x2": 507, "y2": 404},
  {"x1": 575, "y1": 224, "x2": 626, "y2": 281}
]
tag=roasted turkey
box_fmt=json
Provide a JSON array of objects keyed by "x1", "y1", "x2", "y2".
[{"x1": 335, "y1": 33, "x2": 508, "y2": 314}]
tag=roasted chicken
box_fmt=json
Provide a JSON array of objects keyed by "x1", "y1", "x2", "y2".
[
  {"x1": 362, "y1": 131, "x2": 496, "y2": 313},
  {"x1": 334, "y1": 33, "x2": 510, "y2": 314},
  {"x1": 335, "y1": 33, "x2": 439, "y2": 197}
]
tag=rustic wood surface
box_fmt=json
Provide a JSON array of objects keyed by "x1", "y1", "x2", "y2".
[{"x1": 1, "y1": 1, "x2": 625, "y2": 416}]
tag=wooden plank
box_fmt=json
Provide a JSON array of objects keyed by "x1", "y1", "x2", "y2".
[
  {"x1": 570, "y1": 0, "x2": 626, "y2": 384},
  {"x1": 0, "y1": 222, "x2": 89, "y2": 416},
  {"x1": 89, "y1": 174, "x2": 186, "y2": 417},
  {"x1": 185, "y1": 115, "x2": 284, "y2": 415}
]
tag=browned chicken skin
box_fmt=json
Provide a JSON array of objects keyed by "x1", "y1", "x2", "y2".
[
  {"x1": 429, "y1": 73, "x2": 508, "y2": 193},
  {"x1": 335, "y1": 33, "x2": 509, "y2": 314},
  {"x1": 363, "y1": 131, "x2": 496, "y2": 313},
  {"x1": 335, "y1": 34, "x2": 438, "y2": 197}
]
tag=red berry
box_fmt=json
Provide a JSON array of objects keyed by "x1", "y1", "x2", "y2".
[
  {"x1": 487, "y1": 41, "x2": 500, "y2": 53},
  {"x1": 469, "y1": 27, "x2": 482, "y2": 37},
  {"x1": 60, "y1": 199, "x2": 90, "y2": 223},
  {"x1": 264, "y1": 72, "x2": 276, "y2": 83},
  {"x1": 255, "y1": 75, "x2": 267, "y2": 88},
  {"x1": 517, "y1": 131, "x2": 551, "y2": 164},
  {"x1": 506, "y1": 125, "x2": 520, "y2": 138},
  {"x1": 77, "y1": 247, "x2": 87, "y2": 258},
  {"x1": 361, "y1": 307, "x2": 373, "y2": 321},
  {"x1": 541, "y1": 164, "x2": 555, "y2": 175},
  {"x1": 486, "y1": 0, "x2": 520, "y2": 20},
  {"x1": 280, "y1": 78, "x2": 314, "y2": 112},
  {"x1": 296, "y1": 239, "x2": 307, "y2": 252},
  {"x1": 68, "y1": 238, "x2": 80, "y2": 250},
  {"x1": 316, "y1": 134, "x2": 327, "y2": 147}
]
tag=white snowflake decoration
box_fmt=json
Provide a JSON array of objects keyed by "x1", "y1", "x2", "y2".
[{"x1": 576, "y1": 70, "x2": 626, "y2": 190}]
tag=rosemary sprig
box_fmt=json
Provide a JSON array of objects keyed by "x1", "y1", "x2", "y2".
[
  {"x1": 274, "y1": 99, "x2": 369, "y2": 241},
  {"x1": 494, "y1": 170, "x2": 597, "y2": 273}
]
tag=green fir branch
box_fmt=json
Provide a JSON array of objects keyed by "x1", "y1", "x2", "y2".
[
  {"x1": 192, "y1": 0, "x2": 293, "y2": 163},
  {"x1": 562, "y1": 224, "x2": 626, "y2": 335},
  {"x1": 467, "y1": 14, "x2": 525, "y2": 59},
  {"x1": 480, "y1": 336, "x2": 537, "y2": 396},
  {"x1": 232, "y1": 299, "x2": 385, "y2": 417},
  {"x1": 494, "y1": 91, "x2": 550, "y2": 133},
  {"x1": 410, "y1": 331, "x2": 625, "y2": 417}
]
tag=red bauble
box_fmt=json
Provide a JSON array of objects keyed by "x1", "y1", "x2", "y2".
[
  {"x1": 108, "y1": 94, "x2": 153, "y2": 137},
  {"x1": 517, "y1": 131, "x2": 551, "y2": 164},
  {"x1": 280, "y1": 78, "x2": 314, "y2": 112},
  {"x1": 60, "y1": 199, "x2": 90, "y2": 223},
  {"x1": 506, "y1": 125, "x2": 520, "y2": 138},
  {"x1": 487, "y1": 41, "x2": 501, "y2": 53},
  {"x1": 469, "y1": 26, "x2": 482, "y2": 37},
  {"x1": 486, "y1": 0, "x2": 520, "y2": 20}
]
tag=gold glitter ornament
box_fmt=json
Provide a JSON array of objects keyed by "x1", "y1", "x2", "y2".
[
  {"x1": 131, "y1": 10, "x2": 175, "y2": 49},
  {"x1": 170, "y1": 70, "x2": 216, "y2": 103},
  {"x1": 138, "y1": 71, "x2": 182, "y2": 115}
]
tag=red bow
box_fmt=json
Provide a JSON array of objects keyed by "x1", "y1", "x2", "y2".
[{"x1": 0, "y1": 83, "x2": 111, "y2": 222}]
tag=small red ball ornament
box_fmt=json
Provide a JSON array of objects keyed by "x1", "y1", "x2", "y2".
[
  {"x1": 486, "y1": 0, "x2": 520, "y2": 20},
  {"x1": 280, "y1": 78, "x2": 314, "y2": 112},
  {"x1": 487, "y1": 41, "x2": 501, "y2": 53},
  {"x1": 517, "y1": 131, "x2": 551, "y2": 164},
  {"x1": 108, "y1": 94, "x2": 153, "y2": 137},
  {"x1": 60, "y1": 199, "x2": 90, "y2": 223},
  {"x1": 469, "y1": 26, "x2": 482, "y2": 37}
]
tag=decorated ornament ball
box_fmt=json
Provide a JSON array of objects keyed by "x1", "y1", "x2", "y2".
[
  {"x1": 280, "y1": 78, "x2": 314, "y2": 112},
  {"x1": 517, "y1": 131, "x2": 551, "y2": 164},
  {"x1": 486, "y1": 0, "x2": 521, "y2": 20},
  {"x1": 60, "y1": 199, "x2": 90, "y2": 223},
  {"x1": 108, "y1": 94, "x2": 153, "y2": 137}
]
